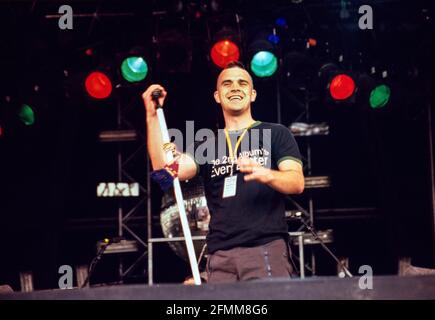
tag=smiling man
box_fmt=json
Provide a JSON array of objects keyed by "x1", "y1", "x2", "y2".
[{"x1": 143, "y1": 61, "x2": 304, "y2": 283}]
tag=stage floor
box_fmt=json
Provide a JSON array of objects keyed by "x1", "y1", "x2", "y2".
[{"x1": 1, "y1": 275, "x2": 435, "y2": 300}]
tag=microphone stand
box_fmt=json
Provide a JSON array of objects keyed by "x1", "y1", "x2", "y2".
[
  {"x1": 151, "y1": 91, "x2": 202, "y2": 285},
  {"x1": 288, "y1": 197, "x2": 353, "y2": 278}
]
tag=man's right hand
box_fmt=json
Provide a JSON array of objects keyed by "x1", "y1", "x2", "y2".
[
  {"x1": 142, "y1": 84, "x2": 168, "y2": 119},
  {"x1": 142, "y1": 83, "x2": 198, "y2": 181}
]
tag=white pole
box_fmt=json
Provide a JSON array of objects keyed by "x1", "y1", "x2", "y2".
[{"x1": 156, "y1": 108, "x2": 202, "y2": 285}]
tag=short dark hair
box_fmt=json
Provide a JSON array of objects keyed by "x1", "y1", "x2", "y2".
[{"x1": 224, "y1": 61, "x2": 246, "y2": 70}]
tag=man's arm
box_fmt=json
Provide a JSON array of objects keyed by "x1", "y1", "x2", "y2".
[
  {"x1": 238, "y1": 158, "x2": 304, "y2": 194},
  {"x1": 142, "y1": 84, "x2": 197, "y2": 181},
  {"x1": 177, "y1": 154, "x2": 198, "y2": 181},
  {"x1": 268, "y1": 159, "x2": 304, "y2": 194}
]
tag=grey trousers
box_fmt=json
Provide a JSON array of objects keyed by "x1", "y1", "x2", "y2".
[{"x1": 206, "y1": 238, "x2": 293, "y2": 283}]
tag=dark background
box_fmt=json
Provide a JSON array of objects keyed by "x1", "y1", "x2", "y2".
[{"x1": 0, "y1": 0, "x2": 434, "y2": 290}]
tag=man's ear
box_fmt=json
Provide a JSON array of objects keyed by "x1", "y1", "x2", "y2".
[
  {"x1": 250, "y1": 89, "x2": 257, "y2": 102},
  {"x1": 214, "y1": 91, "x2": 221, "y2": 103}
]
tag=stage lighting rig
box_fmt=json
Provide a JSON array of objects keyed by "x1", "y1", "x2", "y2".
[{"x1": 248, "y1": 31, "x2": 279, "y2": 78}]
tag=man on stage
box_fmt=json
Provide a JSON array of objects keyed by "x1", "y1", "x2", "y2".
[{"x1": 143, "y1": 61, "x2": 304, "y2": 283}]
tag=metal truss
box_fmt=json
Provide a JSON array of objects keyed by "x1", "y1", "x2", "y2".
[{"x1": 99, "y1": 86, "x2": 150, "y2": 283}]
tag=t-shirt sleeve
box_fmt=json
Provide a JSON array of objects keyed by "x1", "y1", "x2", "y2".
[{"x1": 272, "y1": 124, "x2": 303, "y2": 167}]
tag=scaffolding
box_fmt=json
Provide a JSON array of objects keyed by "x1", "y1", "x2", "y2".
[{"x1": 97, "y1": 86, "x2": 150, "y2": 283}]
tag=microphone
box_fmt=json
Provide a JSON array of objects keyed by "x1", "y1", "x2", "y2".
[
  {"x1": 151, "y1": 89, "x2": 163, "y2": 108},
  {"x1": 102, "y1": 237, "x2": 122, "y2": 245}
]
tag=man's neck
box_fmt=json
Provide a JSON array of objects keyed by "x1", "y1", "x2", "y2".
[{"x1": 224, "y1": 113, "x2": 255, "y2": 131}]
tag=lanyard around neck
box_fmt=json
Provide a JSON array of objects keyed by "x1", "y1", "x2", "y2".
[{"x1": 224, "y1": 121, "x2": 256, "y2": 160}]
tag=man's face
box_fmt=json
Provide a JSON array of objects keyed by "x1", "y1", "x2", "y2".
[{"x1": 214, "y1": 67, "x2": 257, "y2": 115}]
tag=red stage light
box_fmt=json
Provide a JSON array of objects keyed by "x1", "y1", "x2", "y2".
[
  {"x1": 210, "y1": 40, "x2": 240, "y2": 68},
  {"x1": 308, "y1": 38, "x2": 317, "y2": 47},
  {"x1": 329, "y1": 74, "x2": 355, "y2": 100},
  {"x1": 85, "y1": 71, "x2": 112, "y2": 99}
]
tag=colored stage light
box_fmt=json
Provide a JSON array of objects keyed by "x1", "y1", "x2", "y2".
[
  {"x1": 329, "y1": 74, "x2": 356, "y2": 101},
  {"x1": 250, "y1": 51, "x2": 278, "y2": 78},
  {"x1": 85, "y1": 71, "x2": 112, "y2": 99},
  {"x1": 369, "y1": 84, "x2": 391, "y2": 109},
  {"x1": 210, "y1": 39, "x2": 240, "y2": 68},
  {"x1": 121, "y1": 56, "x2": 148, "y2": 82},
  {"x1": 275, "y1": 18, "x2": 287, "y2": 27},
  {"x1": 267, "y1": 34, "x2": 280, "y2": 45},
  {"x1": 18, "y1": 104, "x2": 35, "y2": 126},
  {"x1": 248, "y1": 31, "x2": 279, "y2": 78},
  {"x1": 308, "y1": 38, "x2": 317, "y2": 47}
]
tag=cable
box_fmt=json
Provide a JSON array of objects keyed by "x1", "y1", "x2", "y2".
[
  {"x1": 197, "y1": 243, "x2": 207, "y2": 267},
  {"x1": 81, "y1": 238, "x2": 113, "y2": 288},
  {"x1": 300, "y1": 217, "x2": 353, "y2": 277}
]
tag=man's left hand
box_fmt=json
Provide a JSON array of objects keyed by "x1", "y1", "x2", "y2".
[{"x1": 237, "y1": 157, "x2": 273, "y2": 184}]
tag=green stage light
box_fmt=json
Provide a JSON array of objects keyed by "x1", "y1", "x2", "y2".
[
  {"x1": 121, "y1": 57, "x2": 148, "y2": 82},
  {"x1": 250, "y1": 51, "x2": 278, "y2": 78},
  {"x1": 369, "y1": 84, "x2": 391, "y2": 109},
  {"x1": 18, "y1": 104, "x2": 35, "y2": 126}
]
